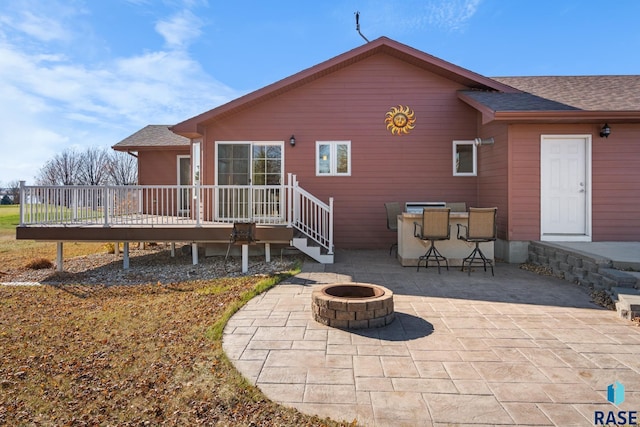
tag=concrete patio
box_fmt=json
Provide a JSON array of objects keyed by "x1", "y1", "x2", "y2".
[{"x1": 222, "y1": 249, "x2": 640, "y2": 426}]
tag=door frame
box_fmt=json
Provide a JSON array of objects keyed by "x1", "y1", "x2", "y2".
[
  {"x1": 214, "y1": 141, "x2": 285, "y2": 222},
  {"x1": 540, "y1": 134, "x2": 592, "y2": 242},
  {"x1": 177, "y1": 155, "x2": 191, "y2": 216},
  {"x1": 214, "y1": 141, "x2": 285, "y2": 186}
]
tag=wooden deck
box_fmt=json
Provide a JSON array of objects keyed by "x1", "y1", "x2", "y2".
[{"x1": 17, "y1": 179, "x2": 333, "y2": 265}]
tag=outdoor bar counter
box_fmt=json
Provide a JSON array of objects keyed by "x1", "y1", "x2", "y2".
[{"x1": 397, "y1": 212, "x2": 494, "y2": 267}]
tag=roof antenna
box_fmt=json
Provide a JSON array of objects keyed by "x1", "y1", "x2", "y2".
[{"x1": 355, "y1": 11, "x2": 370, "y2": 43}]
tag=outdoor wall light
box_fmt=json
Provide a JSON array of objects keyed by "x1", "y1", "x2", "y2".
[
  {"x1": 474, "y1": 137, "x2": 495, "y2": 146},
  {"x1": 600, "y1": 123, "x2": 611, "y2": 138},
  {"x1": 289, "y1": 135, "x2": 296, "y2": 146}
]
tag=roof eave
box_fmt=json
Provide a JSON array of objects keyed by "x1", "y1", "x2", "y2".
[
  {"x1": 457, "y1": 92, "x2": 496, "y2": 124},
  {"x1": 458, "y1": 92, "x2": 640, "y2": 123},
  {"x1": 168, "y1": 127, "x2": 202, "y2": 139},
  {"x1": 111, "y1": 145, "x2": 190, "y2": 152},
  {"x1": 491, "y1": 110, "x2": 640, "y2": 123}
]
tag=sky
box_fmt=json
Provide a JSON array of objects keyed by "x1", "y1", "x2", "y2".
[{"x1": 1, "y1": 0, "x2": 639, "y2": 185}]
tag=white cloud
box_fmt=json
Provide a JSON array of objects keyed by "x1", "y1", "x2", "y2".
[
  {"x1": 0, "y1": 1, "x2": 237, "y2": 185},
  {"x1": 11, "y1": 10, "x2": 71, "y2": 42},
  {"x1": 0, "y1": 82, "x2": 69, "y2": 183},
  {"x1": 426, "y1": 0, "x2": 481, "y2": 31},
  {"x1": 350, "y1": 0, "x2": 481, "y2": 35},
  {"x1": 155, "y1": 9, "x2": 203, "y2": 49}
]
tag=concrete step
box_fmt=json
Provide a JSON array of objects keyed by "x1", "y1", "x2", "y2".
[
  {"x1": 614, "y1": 288, "x2": 640, "y2": 320},
  {"x1": 599, "y1": 268, "x2": 639, "y2": 289},
  {"x1": 611, "y1": 286, "x2": 640, "y2": 299},
  {"x1": 625, "y1": 271, "x2": 640, "y2": 287}
]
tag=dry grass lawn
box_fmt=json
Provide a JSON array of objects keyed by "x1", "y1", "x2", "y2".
[
  {"x1": 0, "y1": 207, "x2": 351, "y2": 426},
  {"x1": 0, "y1": 205, "x2": 105, "y2": 272}
]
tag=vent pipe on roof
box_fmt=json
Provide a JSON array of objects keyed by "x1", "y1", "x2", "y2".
[{"x1": 355, "y1": 12, "x2": 370, "y2": 43}]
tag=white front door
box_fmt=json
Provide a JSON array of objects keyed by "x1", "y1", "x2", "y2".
[{"x1": 540, "y1": 135, "x2": 591, "y2": 241}]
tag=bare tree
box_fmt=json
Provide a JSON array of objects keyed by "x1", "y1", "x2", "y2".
[
  {"x1": 36, "y1": 147, "x2": 137, "y2": 187},
  {"x1": 77, "y1": 146, "x2": 109, "y2": 185},
  {"x1": 6, "y1": 180, "x2": 20, "y2": 204},
  {"x1": 107, "y1": 151, "x2": 138, "y2": 185},
  {"x1": 37, "y1": 148, "x2": 82, "y2": 185}
]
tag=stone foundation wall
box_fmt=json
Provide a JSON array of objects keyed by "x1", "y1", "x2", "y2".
[{"x1": 527, "y1": 242, "x2": 639, "y2": 291}]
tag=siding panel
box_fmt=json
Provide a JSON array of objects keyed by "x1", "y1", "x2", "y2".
[
  {"x1": 509, "y1": 123, "x2": 640, "y2": 241},
  {"x1": 202, "y1": 54, "x2": 480, "y2": 248}
]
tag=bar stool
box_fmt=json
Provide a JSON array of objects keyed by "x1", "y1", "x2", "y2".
[
  {"x1": 457, "y1": 207, "x2": 497, "y2": 275},
  {"x1": 413, "y1": 208, "x2": 451, "y2": 273},
  {"x1": 385, "y1": 202, "x2": 401, "y2": 255}
]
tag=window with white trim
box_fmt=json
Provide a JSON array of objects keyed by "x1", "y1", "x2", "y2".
[
  {"x1": 453, "y1": 140, "x2": 477, "y2": 176},
  {"x1": 316, "y1": 141, "x2": 351, "y2": 176}
]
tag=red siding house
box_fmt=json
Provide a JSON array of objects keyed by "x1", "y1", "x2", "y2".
[{"x1": 19, "y1": 37, "x2": 640, "y2": 265}]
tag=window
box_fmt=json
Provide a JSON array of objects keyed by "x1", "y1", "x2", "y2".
[
  {"x1": 453, "y1": 140, "x2": 477, "y2": 176},
  {"x1": 252, "y1": 144, "x2": 282, "y2": 185},
  {"x1": 217, "y1": 143, "x2": 250, "y2": 185},
  {"x1": 316, "y1": 141, "x2": 351, "y2": 176}
]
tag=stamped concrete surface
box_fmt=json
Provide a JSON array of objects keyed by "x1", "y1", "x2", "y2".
[{"x1": 222, "y1": 250, "x2": 640, "y2": 426}]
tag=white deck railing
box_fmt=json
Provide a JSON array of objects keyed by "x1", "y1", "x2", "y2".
[{"x1": 18, "y1": 175, "x2": 334, "y2": 253}]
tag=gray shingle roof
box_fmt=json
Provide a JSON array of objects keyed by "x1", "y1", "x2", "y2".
[
  {"x1": 489, "y1": 75, "x2": 640, "y2": 111},
  {"x1": 112, "y1": 125, "x2": 190, "y2": 149},
  {"x1": 459, "y1": 90, "x2": 580, "y2": 112}
]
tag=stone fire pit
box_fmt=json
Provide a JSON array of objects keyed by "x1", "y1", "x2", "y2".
[{"x1": 311, "y1": 283, "x2": 394, "y2": 329}]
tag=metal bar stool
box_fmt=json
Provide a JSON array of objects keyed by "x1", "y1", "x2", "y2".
[
  {"x1": 385, "y1": 202, "x2": 401, "y2": 255},
  {"x1": 457, "y1": 207, "x2": 497, "y2": 276},
  {"x1": 413, "y1": 208, "x2": 451, "y2": 273}
]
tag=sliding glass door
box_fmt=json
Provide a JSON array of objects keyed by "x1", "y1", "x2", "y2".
[{"x1": 216, "y1": 142, "x2": 283, "y2": 222}]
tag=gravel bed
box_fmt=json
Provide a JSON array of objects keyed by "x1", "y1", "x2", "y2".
[{"x1": 1, "y1": 244, "x2": 301, "y2": 286}]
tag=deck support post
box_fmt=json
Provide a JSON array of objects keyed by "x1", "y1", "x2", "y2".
[
  {"x1": 114, "y1": 242, "x2": 120, "y2": 257},
  {"x1": 56, "y1": 242, "x2": 63, "y2": 272},
  {"x1": 123, "y1": 242, "x2": 129, "y2": 269},
  {"x1": 192, "y1": 243, "x2": 198, "y2": 265},
  {"x1": 170, "y1": 242, "x2": 176, "y2": 257},
  {"x1": 265, "y1": 243, "x2": 271, "y2": 262},
  {"x1": 242, "y1": 244, "x2": 248, "y2": 273}
]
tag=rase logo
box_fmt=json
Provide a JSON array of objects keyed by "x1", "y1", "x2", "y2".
[
  {"x1": 608, "y1": 381, "x2": 625, "y2": 406},
  {"x1": 594, "y1": 381, "x2": 638, "y2": 426}
]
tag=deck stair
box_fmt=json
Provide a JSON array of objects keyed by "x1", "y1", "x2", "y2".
[{"x1": 291, "y1": 235, "x2": 334, "y2": 264}]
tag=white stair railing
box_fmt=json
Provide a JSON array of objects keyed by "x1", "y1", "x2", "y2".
[{"x1": 289, "y1": 174, "x2": 334, "y2": 255}]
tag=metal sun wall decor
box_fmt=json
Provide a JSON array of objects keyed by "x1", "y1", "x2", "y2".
[{"x1": 385, "y1": 105, "x2": 416, "y2": 136}]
